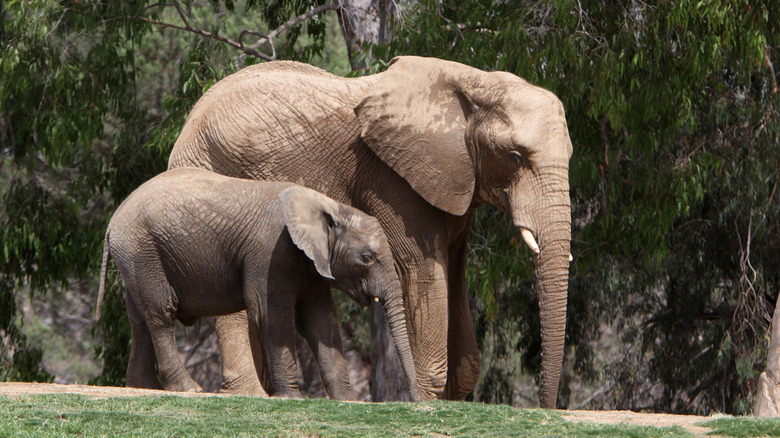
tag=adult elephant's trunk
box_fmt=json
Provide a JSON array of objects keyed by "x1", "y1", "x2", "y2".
[
  {"x1": 381, "y1": 280, "x2": 421, "y2": 402},
  {"x1": 533, "y1": 221, "x2": 570, "y2": 409},
  {"x1": 513, "y1": 166, "x2": 571, "y2": 409}
]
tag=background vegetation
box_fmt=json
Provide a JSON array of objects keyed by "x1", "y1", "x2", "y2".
[{"x1": 1, "y1": 0, "x2": 778, "y2": 416}]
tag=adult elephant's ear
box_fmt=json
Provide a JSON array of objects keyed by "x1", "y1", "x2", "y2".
[
  {"x1": 355, "y1": 56, "x2": 479, "y2": 216},
  {"x1": 279, "y1": 186, "x2": 340, "y2": 280}
]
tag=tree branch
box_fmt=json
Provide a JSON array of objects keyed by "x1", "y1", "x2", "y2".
[
  {"x1": 134, "y1": 2, "x2": 341, "y2": 66},
  {"x1": 236, "y1": 2, "x2": 340, "y2": 67},
  {"x1": 135, "y1": 15, "x2": 274, "y2": 62},
  {"x1": 171, "y1": 0, "x2": 192, "y2": 30},
  {"x1": 256, "y1": 3, "x2": 338, "y2": 52},
  {"x1": 239, "y1": 29, "x2": 276, "y2": 61},
  {"x1": 756, "y1": 46, "x2": 777, "y2": 137},
  {"x1": 767, "y1": 46, "x2": 777, "y2": 96}
]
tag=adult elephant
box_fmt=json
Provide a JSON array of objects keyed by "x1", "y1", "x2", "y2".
[{"x1": 167, "y1": 56, "x2": 572, "y2": 407}]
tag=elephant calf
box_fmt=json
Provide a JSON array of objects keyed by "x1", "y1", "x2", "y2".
[{"x1": 96, "y1": 167, "x2": 419, "y2": 401}]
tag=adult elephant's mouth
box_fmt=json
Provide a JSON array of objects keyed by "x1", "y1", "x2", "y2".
[
  {"x1": 519, "y1": 226, "x2": 573, "y2": 261},
  {"x1": 519, "y1": 227, "x2": 540, "y2": 254}
]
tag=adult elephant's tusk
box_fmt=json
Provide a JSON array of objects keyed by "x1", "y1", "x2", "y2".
[
  {"x1": 520, "y1": 228, "x2": 540, "y2": 254},
  {"x1": 568, "y1": 253, "x2": 573, "y2": 262}
]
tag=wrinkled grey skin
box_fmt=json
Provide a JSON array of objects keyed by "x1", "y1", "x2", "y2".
[
  {"x1": 96, "y1": 168, "x2": 419, "y2": 401},
  {"x1": 168, "y1": 56, "x2": 572, "y2": 406}
]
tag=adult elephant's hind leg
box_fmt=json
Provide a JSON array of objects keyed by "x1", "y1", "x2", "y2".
[{"x1": 443, "y1": 229, "x2": 480, "y2": 400}]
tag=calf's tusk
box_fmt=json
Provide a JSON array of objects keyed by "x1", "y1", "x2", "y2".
[{"x1": 520, "y1": 228, "x2": 540, "y2": 254}]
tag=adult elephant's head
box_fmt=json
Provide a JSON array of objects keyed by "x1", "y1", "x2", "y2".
[{"x1": 355, "y1": 56, "x2": 572, "y2": 408}]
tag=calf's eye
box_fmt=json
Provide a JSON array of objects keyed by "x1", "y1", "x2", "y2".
[{"x1": 360, "y1": 252, "x2": 375, "y2": 264}]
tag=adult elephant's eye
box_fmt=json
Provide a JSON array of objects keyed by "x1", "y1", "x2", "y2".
[
  {"x1": 360, "y1": 252, "x2": 375, "y2": 265},
  {"x1": 510, "y1": 151, "x2": 523, "y2": 167}
]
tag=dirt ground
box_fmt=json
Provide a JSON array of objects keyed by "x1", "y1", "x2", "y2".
[{"x1": 0, "y1": 382, "x2": 721, "y2": 436}]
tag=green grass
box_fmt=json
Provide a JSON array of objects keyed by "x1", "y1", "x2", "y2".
[
  {"x1": 0, "y1": 393, "x2": 727, "y2": 437},
  {"x1": 700, "y1": 415, "x2": 780, "y2": 437}
]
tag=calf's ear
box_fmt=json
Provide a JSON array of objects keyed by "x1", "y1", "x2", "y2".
[{"x1": 279, "y1": 186, "x2": 341, "y2": 280}]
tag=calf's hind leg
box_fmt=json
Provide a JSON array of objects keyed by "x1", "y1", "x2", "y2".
[
  {"x1": 129, "y1": 277, "x2": 202, "y2": 393},
  {"x1": 125, "y1": 293, "x2": 162, "y2": 389}
]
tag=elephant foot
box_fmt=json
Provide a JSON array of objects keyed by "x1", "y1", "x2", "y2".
[
  {"x1": 328, "y1": 389, "x2": 356, "y2": 402},
  {"x1": 443, "y1": 352, "x2": 480, "y2": 400},
  {"x1": 126, "y1": 375, "x2": 162, "y2": 390},
  {"x1": 220, "y1": 380, "x2": 269, "y2": 397},
  {"x1": 175, "y1": 383, "x2": 203, "y2": 393},
  {"x1": 165, "y1": 377, "x2": 203, "y2": 393},
  {"x1": 273, "y1": 388, "x2": 303, "y2": 399},
  {"x1": 415, "y1": 368, "x2": 447, "y2": 401}
]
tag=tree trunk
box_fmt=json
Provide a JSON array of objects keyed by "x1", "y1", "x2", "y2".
[
  {"x1": 755, "y1": 295, "x2": 780, "y2": 417},
  {"x1": 337, "y1": 0, "x2": 395, "y2": 71}
]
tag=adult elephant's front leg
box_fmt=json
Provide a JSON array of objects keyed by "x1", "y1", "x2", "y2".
[
  {"x1": 397, "y1": 255, "x2": 450, "y2": 401},
  {"x1": 443, "y1": 227, "x2": 480, "y2": 400}
]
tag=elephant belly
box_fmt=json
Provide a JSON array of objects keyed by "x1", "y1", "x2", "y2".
[
  {"x1": 176, "y1": 294, "x2": 246, "y2": 321},
  {"x1": 172, "y1": 272, "x2": 247, "y2": 320}
]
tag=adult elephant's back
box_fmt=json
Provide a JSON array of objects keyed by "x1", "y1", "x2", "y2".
[{"x1": 169, "y1": 61, "x2": 379, "y2": 195}]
